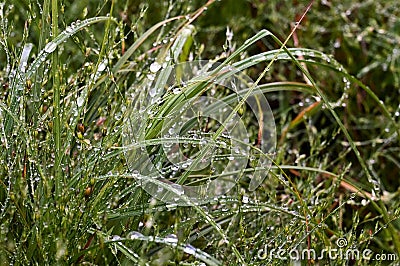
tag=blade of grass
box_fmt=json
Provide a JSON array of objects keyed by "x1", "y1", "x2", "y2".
[
  {"x1": 112, "y1": 16, "x2": 184, "y2": 73},
  {"x1": 51, "y1": 0, "x2": 62, "y2": 198},
  {"x1": 280, "y1": 40, "x2": 400, "y2": 256}
]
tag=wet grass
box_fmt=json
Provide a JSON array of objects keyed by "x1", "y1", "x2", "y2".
[{"x1": 0, "y1": 0, "x2": 399, "y2": 265}]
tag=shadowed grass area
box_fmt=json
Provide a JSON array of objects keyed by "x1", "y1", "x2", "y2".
[{"x1": 0, "y1": 0, "x2": 399, "y2": 264}]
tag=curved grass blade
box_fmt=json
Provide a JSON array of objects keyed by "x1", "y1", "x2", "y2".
[
  {"x1": 112, "y1": 16, "x2": 184, "y2": 73},
  {"x1": 278, "y1": 46, "x2": 400, "y2": 254},
  {"x1": 129, "y1": 173, "x2": 245, "y2": 264},
  {"x1": 4, "y1": 16, "x2": 114, "y2": 137}
]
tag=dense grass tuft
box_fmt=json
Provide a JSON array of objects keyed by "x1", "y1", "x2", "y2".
[{"x1": 0, "y1": 0, "x2": 399, "y2": 264}]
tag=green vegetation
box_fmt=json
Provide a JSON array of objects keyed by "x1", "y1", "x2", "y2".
[{"x1": 1, "y1": 0, "x2": 399, "y2": 264}]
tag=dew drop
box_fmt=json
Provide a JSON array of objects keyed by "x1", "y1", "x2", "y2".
[
  {"x1": 361, "y1": 199, "x2": 369, "y2": 206},
  {"x1": 77, "y1": 96, "x2": 84, "y2": 107},
  {"x1": 128, "y1": 231, "x2": 143, "y2": 240},
  {"x1": 164, "y1": 234, "x2": 178, "y2": 243},
  {"x1": 150, "y1": 62, "x2": 161, "y2": 73},
  {"x1": 371, "y1": 180, "x2": 380, "y2": 192},
  {"x1": 147, "y1": 74, "x2": 155, "y2": 81},
  {"x1": 98, "y1": 61, "x2": 107, "y2": 72},
  {"x1": 334, "y1": 39, "x2": 341, "y2": 48},
  {"x1": 242, "y1": 196, "x2": 249, "y2": 203},
  {"x1": 171, "y1": 184, "x2": 184, "y2": 195},
  {"x1": 172, "y1": 88, "x2": 181, "y2": 94},
  {"x1": 111, "y1": 235, "x2": 121, "y2": 241},
  {"x1": 183, "y1": 244, "x2": 197, "y2": 255},
  {"x1": 44, "y1": 42, "x2": 57, "y2": 53},
  {"x1": 149, "y1": 87, "x2": 157, "y2": 97},
  {"x1": 65, "y1": 26, "x2": 73, "y2": 34}
]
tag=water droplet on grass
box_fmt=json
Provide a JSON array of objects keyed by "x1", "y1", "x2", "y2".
[
  {"x1": 128, "y1": 231, "x2": 143, "y2": 240},
  {"x1": 111, "y1": 235, "x2": 121, "y2": 241},
  {"x1": 147, "y1": 74, "x2": 155, "y2": 80},
  {"x1": 334, "y1": 39, "x2": 341, "y2": 48},
  {"x1": 242, "y1": 196, "x2": 249, "y2": 203},
  {"x1": 98, "y1": 61, "x2": 107, "y2": 72},
  {"x1": 150, "y1": 62, "x2": 161, "y2": 73},
  {"x1": 164, "y1": 234, "x2": 178, "y2": 243},
  {"x1": 171, "y1": 184, "x2": 184, "y2": 195},
  {"x1": 77, "y1": 96, "x2": 84, "y2": 107},
  {"x1": 371, "y1": 180, "x2": 380, "y2": 193},
  {"x1": 149, "y1": 87, "x2": 157, "y2": 97},
  {"x1": 183, "y1": 244, "x2": 197, "y2": 255},
  {"x1": 44, "y1": 42, "x2": 57, "y2": 53},
  {"x1": 65, "y1": 26, "x2": 73, "y2": 34},
  {"x1": 172, "y1": 88, "x2": 181, "y2": 94}
]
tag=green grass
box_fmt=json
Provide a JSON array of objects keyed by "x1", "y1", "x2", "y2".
[{"x1": 1, "y1": 0, "x2": 400, "y2": 265}]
